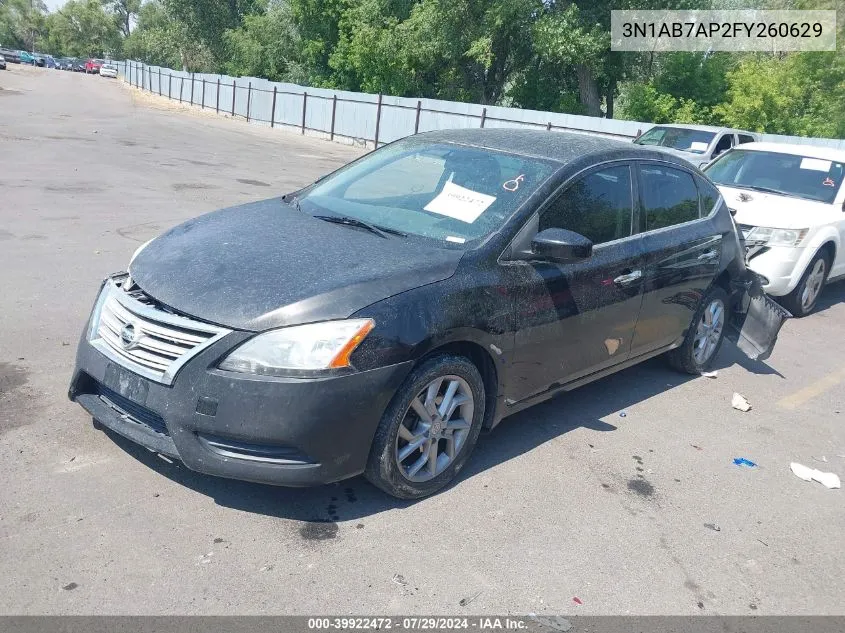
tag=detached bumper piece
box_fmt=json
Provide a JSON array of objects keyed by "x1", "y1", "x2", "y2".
[{"x1": 727, "y1": 273, "x2": 791, "y2": 362}]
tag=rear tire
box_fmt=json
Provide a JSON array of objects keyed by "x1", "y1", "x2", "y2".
[
  {"x1": 779, "y1": 250, "x2": 829, "y2": 317},
  {"x1": 365, "y1": 354, "x2": 485, "y2": 499},
  {"x1": 667, "y1": 286, "x2": 729, "y2": 375}
]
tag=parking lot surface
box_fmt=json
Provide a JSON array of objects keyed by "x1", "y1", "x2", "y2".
[{"x1": 1, "y1": 64, "x2": 844, "y2": 616}]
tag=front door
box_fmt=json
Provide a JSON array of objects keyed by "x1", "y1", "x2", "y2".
[
  {"x1": 630, "y1": 162, "x2": 722, "y2": 356},
  {"x1": 506, "y1": 163, "x2": 647, "y2": 403}
]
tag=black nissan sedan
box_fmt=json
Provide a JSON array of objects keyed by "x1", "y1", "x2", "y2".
[{"x1": 69, "y1": 129, "x2": 786, "y2": 498}]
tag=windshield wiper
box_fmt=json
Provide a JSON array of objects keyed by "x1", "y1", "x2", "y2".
[
  {"x1": 314, "y1": 214, "x2": 406, "y2": 239},
  {"x1": 734, "y1": 184, "x2": 803, "y2": 199}
]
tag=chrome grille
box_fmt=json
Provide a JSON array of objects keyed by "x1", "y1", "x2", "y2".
[{"x1": 89, "y1": 278, "x2": 230, "y2": 384}]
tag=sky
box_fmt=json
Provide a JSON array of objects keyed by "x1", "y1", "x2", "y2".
[{"x1": 44, "y1": 0, "x2": 65, "y2": 11}]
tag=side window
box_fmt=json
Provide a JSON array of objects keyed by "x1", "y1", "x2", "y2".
[
  {"x1": 640, "y1": 165, "x2": 700, "y2": 230},
  {"x1": 713, "y1": 134, "x2": 734, "y2": 156},
  {"x1": 695, "y1": 175, "x2": 722, "y2": 217},
  {"x1": 540, "y1": 165, "x2": 633, "y2": 244},
  {"x1": 737, "y1": 134, "x2": 755, "y2": 145}
]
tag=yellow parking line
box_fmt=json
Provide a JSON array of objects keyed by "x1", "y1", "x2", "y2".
[{"x1": 777, "y1": 366, "x2": 845, "y2": 410}]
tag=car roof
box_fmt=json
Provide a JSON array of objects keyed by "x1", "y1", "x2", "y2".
[
  {"x1": 414, "y1": 128, "x2": 692, "y2": 167},
  {"x1": 645, "y1": 123, "x2": 756, "y2": 136},
  {"x1": 733, "y1": 142, "x2": 845, "y2": 162}
]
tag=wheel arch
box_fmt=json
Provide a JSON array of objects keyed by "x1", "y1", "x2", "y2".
[
  {"x1": 805, "y1": 225, "x2": 839, "y2": 267},
  {"x1": 817, "y1": 240, "x2": 836, "y2": 265},
  {"x1": 416, "y1": 339, "x2": 499, "y2": 430}
]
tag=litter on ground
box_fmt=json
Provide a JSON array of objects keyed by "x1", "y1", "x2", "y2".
[
  {"x1": 790, "y1": 462, "x2": 841, "y2": 489},
  {"x1": 701, "y1": 371, "x2": 718, "y2": 378},
  {"x1": 733, "y1": 458, "x2": 757, "y2": 468},
  {"x1": 732, "y1": 393, "x2": 752, "y2": 412}
]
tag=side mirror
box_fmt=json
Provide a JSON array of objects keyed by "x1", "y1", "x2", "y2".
[{"x1": 531, "y1": 228, "x2": 593, "y2": 263}]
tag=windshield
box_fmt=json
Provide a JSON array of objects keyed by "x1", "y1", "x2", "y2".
[
  {"x1": 300, "y1": 139, "x2": 556, "y2": 247},
  {"x1": 705, "y1": 149, "x2": 844, "y2": 204},
  {"x1": 634, "y1": 127, "x2": 716, "y2": 154}
]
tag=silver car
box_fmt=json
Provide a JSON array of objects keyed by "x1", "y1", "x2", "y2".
[
  {"x1": 633, "y1": 124, "x2": 759, "y2": 168},
  {"x1": 0, "y1": 54, "x2": 6, "y2": 70}
]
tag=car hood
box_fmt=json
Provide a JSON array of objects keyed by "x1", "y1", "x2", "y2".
[
  {"x1": 129, "y1": 197, "x2": 463, "y2": 331},
  {"x1": 716, "y1": 185, "x2": 835, "y2": 229}
]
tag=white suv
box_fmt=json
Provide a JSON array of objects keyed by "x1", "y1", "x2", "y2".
[{"x1": 705, "y1": 142, "x2": 845, "y2": 316}]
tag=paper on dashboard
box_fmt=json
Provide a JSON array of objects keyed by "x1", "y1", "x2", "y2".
[{"x1": 424, "y1": 181, "x2": 496, "y2": 224}]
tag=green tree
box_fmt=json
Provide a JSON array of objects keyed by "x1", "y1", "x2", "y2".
[
  {"x1": 224, "y1": 0, "x2": 309, "y2": 82},
  {"x1": 45, "y1": 0, "x2": 121, "y2": 57},
  {"x1": 123, "y1": 0, "x2": 213, "y2": 70},
  {"x1": 103, "y1": 0, "x2": 141, "y2": 37},
  {"x1": 715, "y1": 52, "x2": 845, "y2": 137},
  {"x1": 1, "y1": 0, "x2": 48, "y2": 51},
  {"x1": 327, "y1": 0, "x2": 540, "y2": 102}
]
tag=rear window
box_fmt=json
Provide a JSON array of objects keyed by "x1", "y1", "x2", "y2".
[
  {"x1": 705, "y1": 149, "x2": 844, "y2": 204},
  {"x1": 640, "y1": 165, "x2": 700, "y2": 230},
  {"x1": 696, "y1": 175, "x2": 722, "y2": 216}
]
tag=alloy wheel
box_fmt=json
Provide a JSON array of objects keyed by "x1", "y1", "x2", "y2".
[
  {"x1": 395, "y1": 375, "x2": 474, "y2": 482},
  {"x1": 693, "y1": 298, "x2": 725, "y2": 365},
  {"x1": 801, "y1": 258, "x2": 826, "y2": 312}
]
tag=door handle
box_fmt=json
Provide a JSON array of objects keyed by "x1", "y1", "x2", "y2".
[
  {"x1": 613, "y1": 270, "x2": 643, "y2": 285},
  {"x1": 698, "y1": 250, "x2": 719, "y2": 262}
]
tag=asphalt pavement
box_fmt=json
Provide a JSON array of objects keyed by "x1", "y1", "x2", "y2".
[{"x1": 1, "y1": 64, "x2": 843, "y2": 616}]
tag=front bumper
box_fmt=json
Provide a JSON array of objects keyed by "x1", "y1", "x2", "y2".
[
  {"x1": 746, "y1": 245, "x2": 807, "y2": 296},
  {"x1": 68, "y1": 287, "x2": 412, "y2": 487}
]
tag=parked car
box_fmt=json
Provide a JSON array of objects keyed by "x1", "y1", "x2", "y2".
[
  {"x1": 72, "y1": 59, "x2": 87, "y2": 72},
  {"x1": 99, "y1": 63, "x2": 118, "y2": 78},
  {"x1": 85, "y1": 58, "x2": 103, "y2": 74},
  {"x1": 68, "y1": 129, "x2": 786, "y2": 499},
  {"x1": 19, "y1": 50, "x2": 35, "y2": 64},
  {"x1": 42, "y1": 55, "x2": 57, "y2": 69},
  {"x1": 0, "y1": 54, "x2": 6, "y2": 70},
  {"x1": 0, "y1": 48, "x2": 20, "y2": 63},
  {"x1": 705, "y1": 142, "x2": 845, "y2": 316},
  {"x1": 633, "y1": 124, "x2": 759, "y2": 168}
]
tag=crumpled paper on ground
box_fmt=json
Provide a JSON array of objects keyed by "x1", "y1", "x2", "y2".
[{"x1": 790, "y1": 462, "x2": 841, "y2": 489}]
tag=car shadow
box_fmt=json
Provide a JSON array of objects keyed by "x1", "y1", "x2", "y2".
[
  {"x1": 103, "y1": 347, "x2": 775, "y2": 523},
  {"x1": 812, "y1": 277, "x2": 845, "y2": 315}
]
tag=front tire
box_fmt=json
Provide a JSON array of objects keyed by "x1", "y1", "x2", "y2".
[
  {"x1": 365, "y1": 354, "x2": 485, "y2": 499},
  {"x1": 667, "y1": 286, "x2": 729, "y2": 375},
  {"x1": 779, "y1": 251, "x2": 829, "y2": 317}
]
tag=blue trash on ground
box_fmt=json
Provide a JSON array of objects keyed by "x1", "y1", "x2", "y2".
[{"x1": 733, "y1": 458, "x2": 757, "y2": 468}]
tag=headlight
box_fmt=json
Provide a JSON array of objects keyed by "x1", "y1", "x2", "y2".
[
  {"x1": 746, "y1": 227, "x2": 808, "y2": 246},
  {"x1": 218, "y1": 319, "x2": 375, "y2": 375}
]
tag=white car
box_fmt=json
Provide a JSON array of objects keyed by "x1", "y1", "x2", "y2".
[
  {"x1": 99, "y1": 63, "x2": 118, "y2": 78},
  {"x1": 705, "y1": 142, "x2": 845, "y2": 316},
  {"x1": 633, "y1": 124, "x2": 759, "y2": 168}
]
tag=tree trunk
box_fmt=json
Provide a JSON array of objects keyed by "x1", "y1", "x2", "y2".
[
  {"x1": 605, "y1": 78, "x2": 616, "y2": 119},
  {"x1": 576, "y1": 64, "x2": 602, "y2": 117}
]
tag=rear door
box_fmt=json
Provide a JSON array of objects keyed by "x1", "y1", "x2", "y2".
[
  {"x1": 506, "y1": 163, "x2": 647, "y2": 402},
  {"x1": 630, "y1": 162, "x2": 722, "y2": 356}
]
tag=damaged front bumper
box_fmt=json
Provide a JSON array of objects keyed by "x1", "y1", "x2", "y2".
[{"x1": 727, "y1": 273, "x2": 791, "y2": 361}]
